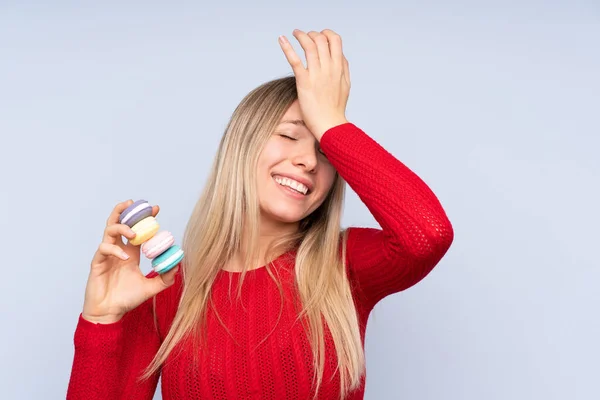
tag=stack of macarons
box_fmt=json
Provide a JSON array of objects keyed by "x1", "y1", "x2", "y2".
[{"x1": 119, "y1": 199, "x2": 184, "y2": 274}]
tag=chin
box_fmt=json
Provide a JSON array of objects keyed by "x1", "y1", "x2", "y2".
[
  {"x1": 262, "y1": 205, "x2": 306, "y2": 224},
  {"x1": 272, "y1": 211, "x2": 305, "y2": 224}
]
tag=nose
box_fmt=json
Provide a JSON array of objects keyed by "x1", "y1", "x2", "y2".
[{"x1": 291, "y1": 142, "x2": 319, "y2": 173}]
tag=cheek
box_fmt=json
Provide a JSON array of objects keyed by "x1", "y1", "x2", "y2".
[
  {"x1": 257, "y1": 147, "x2": 277, "y2": 181},
  {"x1": 257, "y1": 140, "x2": 287, "y2": 171},
  {"x1": 315, "y1": 166, "x2": 337, "y2": 200},
  {"x1": 257, "y1": 144, "x2": 284, "y2": 197}
]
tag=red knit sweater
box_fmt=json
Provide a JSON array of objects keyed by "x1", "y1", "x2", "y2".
[{"x1": 67, "y1": 123, "x2": 454, "y2": 400}]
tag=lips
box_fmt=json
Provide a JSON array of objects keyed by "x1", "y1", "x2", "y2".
[{"x1": 271, "y1": 173, "x2": 314, "y2": 194}]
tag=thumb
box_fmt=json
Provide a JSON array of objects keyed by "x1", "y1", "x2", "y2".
[{"x1": 146, "y1": 265, "x2": 179, "y2": 297}]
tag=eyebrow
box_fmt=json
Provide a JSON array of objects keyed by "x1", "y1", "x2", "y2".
[{"x1": 279, "y1": 119, "x2": 306, "y2": 127}]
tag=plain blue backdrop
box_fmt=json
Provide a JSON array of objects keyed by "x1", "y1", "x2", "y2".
[{"x1": 1, "y1": 1, "x2": 598, "y2": 399}]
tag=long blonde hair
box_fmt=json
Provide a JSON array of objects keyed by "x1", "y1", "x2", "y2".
[{"x1": 141, "y1": 75, "x2": 365, "y2": 398}]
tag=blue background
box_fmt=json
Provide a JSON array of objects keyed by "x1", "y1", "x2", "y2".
[{"x1": 1, "y1": 1, "x2": 598, "y2": 399}]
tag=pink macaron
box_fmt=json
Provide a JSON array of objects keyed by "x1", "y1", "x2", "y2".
[{"x1": 141, "y1": 231, "x2": 175, "y2": 259}]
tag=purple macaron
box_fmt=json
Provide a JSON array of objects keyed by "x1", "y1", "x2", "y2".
[{"x1": 119, "y1": 199, "x2": 153, "y2": 228}]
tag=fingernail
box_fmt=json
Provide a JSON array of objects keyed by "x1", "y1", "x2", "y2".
[
  {"x1": 121, "y1": 252, "x2": 130, "y2": 260},
  {"x1": 130, "y1": 229, "x2": 136, "y2": 236},
  {"x1": 279, "y1": 35, "x2": 288, "y2": 45}
]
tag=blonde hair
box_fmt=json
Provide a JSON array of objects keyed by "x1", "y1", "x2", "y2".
[{"x1": 141, "y1": 75, "x2": 365, "y2": 398}]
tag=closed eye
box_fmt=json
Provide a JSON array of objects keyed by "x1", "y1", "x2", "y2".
[
  {"x1": 279, "y1": 134, "x2": 297, "y2": 141},
  {"x1": 278, "y1": 132, "x2": 327, "y2": 158}
]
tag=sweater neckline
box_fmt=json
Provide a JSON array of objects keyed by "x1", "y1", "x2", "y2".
[{"x1": 218, "y1": 248, "x2": 296, "y2": 276}]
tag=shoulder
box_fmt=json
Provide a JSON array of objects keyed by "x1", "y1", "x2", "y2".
[
  {"x1": 339, "y1": 227, "x2": 383, "y2": 305},
  {"x1": 341, "y1": 226, "x2": 387, "y2": 264}
]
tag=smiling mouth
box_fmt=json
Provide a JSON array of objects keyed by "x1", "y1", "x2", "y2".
[{"x1": 272, "y1": 175, "x2": 311, "y2": 195}]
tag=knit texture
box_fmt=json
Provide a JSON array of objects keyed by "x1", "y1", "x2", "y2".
[{"x1": 67, "y1": 123, "x2": 454, "y2": 399}]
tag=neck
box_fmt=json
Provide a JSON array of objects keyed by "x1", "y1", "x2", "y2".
[{"x1": 224, "y1": 215, "x2": 299, "y2": 273}]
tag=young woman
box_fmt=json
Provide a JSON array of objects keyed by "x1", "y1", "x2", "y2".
[{"x1": 67, "y1": 29, "x2": 454, "y2": 400}]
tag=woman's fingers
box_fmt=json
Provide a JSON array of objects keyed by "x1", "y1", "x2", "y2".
[
  {"x1": 292, "y1": 29, "x2": 320, "y2": 72},
  {"x1": 279, "y1": 35, "x2": 306, "y2": 76},
  {"x1": 321, "y1": 29, "x2": 343, "y2": 70},
  {"x1": 307, "y1": 31, "x2": 331, "y2": 69},
  {"x1": 106, "y1": 200, "x2": 133, "y2": 227},
  {"x1": 96, "y1": 242, "x2": 131, "y2": 262},
  {"x1": 103, "y1": 223, "x2": 136, "y2": 245},
  {"x1": 102, "y1": 200, "x2": 133, "y2": 245},
  {"x1": 281, "y1": 29, "x2": 345, "y2": 78},
  {"x1": 102, "y1": 202, "x2": 159, "y2": 245}
]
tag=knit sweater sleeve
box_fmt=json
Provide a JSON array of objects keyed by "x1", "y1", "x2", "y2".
[
  {"x1": 66, "y1": 270, "x2": 171, "y2": 400},
  {"x1": 319, "y1": 123, "x2": 454, "y2": 309}
]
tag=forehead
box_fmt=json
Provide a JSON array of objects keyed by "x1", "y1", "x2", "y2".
[
  {"x1": 277, "y1": 101, "x2": 309, "y2": 132},
  {"x1": 280, "y1": 100, "x2": 303, "y2": 121}
]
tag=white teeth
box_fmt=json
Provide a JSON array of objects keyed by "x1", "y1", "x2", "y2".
[{"x1": 274, "y1": 176, "x2": 309, "y2": 195}]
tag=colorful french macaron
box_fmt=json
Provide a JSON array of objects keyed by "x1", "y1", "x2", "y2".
[
  {"x1": 151, "y1": 244, "x2": 184, "y2": 274},
  {"x1": 118, "y1": 199, "x2": 184, "y2": 273},
  {"x1": 119, "y1": 200, "x2": 153, "y2": 228},
  {"x1": 129, "y1": 216, "x2": 160, "y2": 246},
  {"x1": 141, "y1": 230, "x2": 175, "y2": 259}
]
